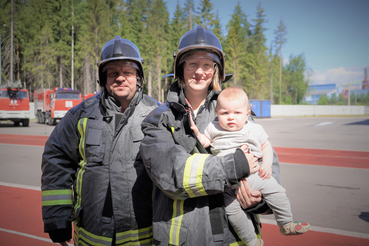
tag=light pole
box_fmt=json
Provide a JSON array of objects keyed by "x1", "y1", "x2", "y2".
[{"x1": 0, "y1": 24, "x2": 6, "y2": 86}]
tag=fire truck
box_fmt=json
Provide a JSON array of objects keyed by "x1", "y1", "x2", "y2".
[
  {"x1": 0, "y1": 80, "x2": 30, "y2": 127},
  {"x1": 83, "y1": 91, "x2": 100, "y2": 100},
  {"x1": 34, "y1": 87, "x2": 82, "y2": 125}
]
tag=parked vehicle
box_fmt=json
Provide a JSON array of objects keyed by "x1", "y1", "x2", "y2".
[
  {"x1": 83, "y1": 91, "x2": 100, "y2": 100},
  {"x1": 34, "y1": 87, "x2": 82, "y2": 125},
  {"x1": 0, "y1": 80, "x2": 30, "y2": 127}
]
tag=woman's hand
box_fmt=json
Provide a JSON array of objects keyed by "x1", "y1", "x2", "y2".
[{"x1": 236, "y1": 178, "x2": 262, "y2": 209}]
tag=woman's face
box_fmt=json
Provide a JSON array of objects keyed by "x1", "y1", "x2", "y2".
[{"x1": 183, "y1": 54, "x2": 215, "y2": 95}]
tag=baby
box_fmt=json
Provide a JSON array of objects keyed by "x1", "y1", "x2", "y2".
[{"x1": 191, "y1": 87, "x2": 310, "y2": 246}]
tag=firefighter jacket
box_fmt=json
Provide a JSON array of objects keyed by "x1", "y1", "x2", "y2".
[
  {"x1": 41, "y1": 87, "x2": 159, "y2": 246},
  {"x1": 140, "y1": 82, "x2": 257, "y2": 245}
]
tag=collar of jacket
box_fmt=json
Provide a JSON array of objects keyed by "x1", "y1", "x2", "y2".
[
  {"x1": 100, "y1": 86, "x2": 143, "y2": 116},
  {"x1": 166, "y1": 81, "x2": 219, "y2": 113},
  {"x1": 100, "y1": 87, "x2": 143, "y2": 123}
]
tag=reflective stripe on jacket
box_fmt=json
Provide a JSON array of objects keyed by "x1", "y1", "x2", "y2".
[{"x1": 42, "y1": 88, "x2": 159, "y2": 245}]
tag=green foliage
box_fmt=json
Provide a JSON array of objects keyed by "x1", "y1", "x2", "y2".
[
  {"x1": 317, "y1": 94, "x2": 329, "y2": 105},
  {"x1": 1, "y1": 0, "x2": 311, "y2": 104}
]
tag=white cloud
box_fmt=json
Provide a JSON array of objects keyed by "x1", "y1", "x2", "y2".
[{"x1": 311, "y1": 66, "x2": 365, "y2": 85}]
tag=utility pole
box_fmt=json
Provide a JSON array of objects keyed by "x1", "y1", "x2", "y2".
[
  {"x1": 10, "y1": 0, "x2": 14, "y2": 82},
  {"x1": 71, "y1": 1, "x2": 74, "y2": 90},
  {"x1": 348, "y1": 81, "x2": 350, "y2": 106},
  {"x1": 0, "y1": 31, "x2": 2, "y2": 86}
]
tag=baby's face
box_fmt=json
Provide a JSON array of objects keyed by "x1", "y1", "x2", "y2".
[{"x1": 216, "y1": 98, "x2": 249, "y2": 131}]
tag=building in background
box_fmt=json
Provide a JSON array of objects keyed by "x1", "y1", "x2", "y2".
[{"x1": 303, "y1": 66, "x2": 369, "y2": 104}]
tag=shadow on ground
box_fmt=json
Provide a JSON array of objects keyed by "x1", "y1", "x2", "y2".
[
  {"x1": 359, "y1": 212, "x2": 369, "y2": 223},
  {"x1": 345, "y1": 119, "x2": 369, "y2": 125}
]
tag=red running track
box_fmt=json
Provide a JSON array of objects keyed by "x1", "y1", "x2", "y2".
[
  {"x1": 1, "y1": 134, "x2": 369, "y2": 245},
  {"x1": 1, "y1": 134, "x2": 369, "y2": 169},
  {"x1": 1, "y1": 185, "x2": 369, "y2": 246}
]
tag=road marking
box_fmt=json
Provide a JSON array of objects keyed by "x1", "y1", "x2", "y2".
[
  {"x1": 313, "y1": 122, "x2": 335, "y2": 126},
  {"x1": 0, "y1": 228, "x2": 53, "y2": 243},
  {"x1": 0, "y1": 228, "x2": 74, "y2": 245},
  {"x1": 0, "y1": 181, "x2": 40, "y2": 191}
]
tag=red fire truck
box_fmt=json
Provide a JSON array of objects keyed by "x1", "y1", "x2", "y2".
[
  {"x1": 0, "y1": 80, "x2": 30, "y2": 127},
  {"x1": 34, "y1": 87, "x2": 82, "y2": 125}
]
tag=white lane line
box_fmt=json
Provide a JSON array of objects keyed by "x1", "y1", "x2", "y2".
[
  {"x1": 0, "y1": 181, "x2": 40, "y2": 191},
  {"x1": 260, "y1": 218, "x2": 369, "y2": 239},
  {"x1": 0, "y1": 228, "x2": 73, "y2": 245}
]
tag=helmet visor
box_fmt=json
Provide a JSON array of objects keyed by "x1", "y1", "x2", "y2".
[
  {"x1": 102, "y1": 60, "x2": 140, "y2": 74},
  {"x1": 178, "y1": 50, "x2": 220, "y2": 67}
]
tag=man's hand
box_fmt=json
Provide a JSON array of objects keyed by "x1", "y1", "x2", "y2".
[{"x1": 236, "y1": 178, "x2": 262, "y2": 209}]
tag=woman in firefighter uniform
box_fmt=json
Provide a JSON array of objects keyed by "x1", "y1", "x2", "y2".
[
  {"x1": 41, "y1": 36, "x2": 159, "y2": 246},
  {"x1": 140, "y1": 26, "x2": 281, "y2": 245}
]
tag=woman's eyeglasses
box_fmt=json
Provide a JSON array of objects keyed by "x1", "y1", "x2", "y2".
[{"x1": 185, "y1": 61, "x2": 215, "y2": 72}]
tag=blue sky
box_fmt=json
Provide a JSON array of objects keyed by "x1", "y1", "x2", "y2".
[{"x1": 164, "y1": 0, "x2": 369, "y2": 85}]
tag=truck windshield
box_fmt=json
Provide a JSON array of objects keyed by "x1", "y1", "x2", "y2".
[
  {"x1": 0, "y1": 89, "x2": 28, "y2": 99},
  {"x1": 55, "y1": 92, "x2": 80, "y2": 100}
]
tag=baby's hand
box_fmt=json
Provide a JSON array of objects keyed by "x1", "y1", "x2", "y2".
[
  {"x1": 189, "y1": 113, "x2": 199, "y2": 135},
  {"x1": 259, "y1": 164, "x2": 272, "y2": 180}
]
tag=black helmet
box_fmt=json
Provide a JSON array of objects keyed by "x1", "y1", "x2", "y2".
[
  {"x1": 174, "y1": 25, "x2": 225, "y2": 81},
  {"x1": 97, "y1": 36, "x2": 144, "y2": 87}
]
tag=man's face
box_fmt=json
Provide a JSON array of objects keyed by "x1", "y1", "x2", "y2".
[
  {"x1": 105, "y1": 61, "x2": 138, "y2": 103},
  {"x1": 216, "y1": 97, "x2": 250, "y2": 132}
]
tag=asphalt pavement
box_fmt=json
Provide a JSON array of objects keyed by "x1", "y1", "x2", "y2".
[{"x1": 1, "y1": 116, "x2": 369, "y2": 242}]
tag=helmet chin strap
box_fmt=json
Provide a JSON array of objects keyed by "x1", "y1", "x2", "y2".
[{"x1": 136, "y1": 75, "x2": 142, "y2": 88}]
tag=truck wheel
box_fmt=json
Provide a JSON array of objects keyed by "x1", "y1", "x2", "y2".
[
  {"x1": 14, "y1": 121, "x2": 20, "y2": 126},
  {"x1": 37, "y1": 112, "x2": 40, "y2": 123},
  {"x1": 41, "y1": 113, "x2": 45, "y2": 124},
  {"x1": 22, "y1": 119, "x2": 30, "y2": 127}
]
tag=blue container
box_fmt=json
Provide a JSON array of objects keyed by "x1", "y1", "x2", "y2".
[{"x1": 249, "y1": 100, "x2": 271, "y2": 118}]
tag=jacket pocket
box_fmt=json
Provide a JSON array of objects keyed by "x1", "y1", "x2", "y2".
[
  {"x1": 130, "y1": 126, "x2": 144, "y2": 160},
  {"x1": 85, "y1": 127, "x2": 105, "y2": 164}
]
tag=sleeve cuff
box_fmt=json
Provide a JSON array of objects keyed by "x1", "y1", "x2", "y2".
[{"x1": 233, "y1": 148, "x2": 250, "y2": 179}]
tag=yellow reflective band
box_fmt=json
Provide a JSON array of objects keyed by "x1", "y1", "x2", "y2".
[
  {"x1": 77, "y1": 226, "x2": 112, "y2": 246},
  {"x1": 78, "y1": 118, "x2": 87, "y2": 160},
  {"x1": 42, "y1": 200, "x2": 73, "y2": 206},
  {"x1": 115, "y1": 226, "x2": 153, "y2": 245},
  {"x1": 42, "y1": 189, "x2": 73, "y2": 206},
  {"x1": 170, "y1": 126, "x2": 175, "y2": 134},
  {"x1": 42, "y1": 189, "x2": 72, "y2": 196},
  {"x1": 75, "y1": 118, "x2": 88, "y2": 212},
  {"x1": 169, "y1": 200, "x2": 184, "y2": 246},
  {"x1": 183, "y1": 154, "x2": 209, "y2": 198},
  {"x1": 195, "y1": 154, "x2": 208, "y2": 196}
]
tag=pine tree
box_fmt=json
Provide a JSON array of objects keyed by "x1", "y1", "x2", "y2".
[
  {"x1": 193, "y1": 0, "x2": 215, "y2": 30},
  {"x1": 249, "y1": 2, "x2": 269, "y2": 99},
  {"x1": 182, "y1": 0, "x2": 194, "y2": 31},
  {"x1": 142, "y1": 0, "x2": 169, "y2": 101},
  {"x1": 274, "y1": 17, "x2": 288, "y2": 104},
  {"x1": 224, "y1": 3, "x2": 249, "y2": 89}
]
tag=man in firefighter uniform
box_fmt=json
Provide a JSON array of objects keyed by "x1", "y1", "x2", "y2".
[
  {"x1": 41, "y1": 36, "x2": 159, "y2": 246},
  {"x1": 139, "y1": 25, "x2": 281, "y2": 245}
]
